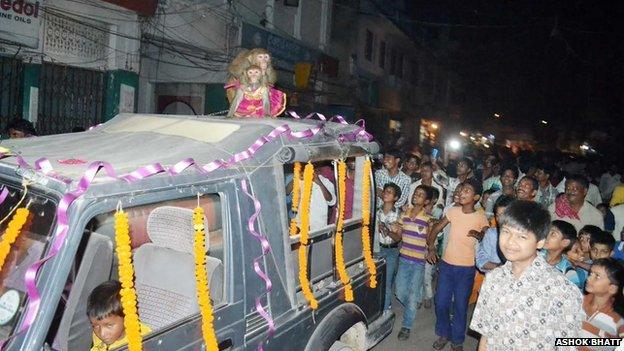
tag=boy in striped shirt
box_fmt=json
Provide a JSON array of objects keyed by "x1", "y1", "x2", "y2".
[{"x1": 393, "y1": 184, "x2": 435, "y2": 340}]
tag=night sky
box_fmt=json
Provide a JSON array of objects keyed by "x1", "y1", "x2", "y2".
[{"x1": 409, "y1": 1, "x2": 624, "y2": 139}]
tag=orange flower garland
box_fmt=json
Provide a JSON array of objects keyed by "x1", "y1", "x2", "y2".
[
  {"x1": 298, "y1": 162, "x2": 318, "y2": 309},
  {"x1": 114, "y1": 209, "x2": 143, "y2": 351},
  {"x1": 335, "y1": 161, "x2": 354, "y2": 301},
  {"x1": 361, "y1": 157, "x2": 377, "y2": 288},
  {"x1": 0, "y1": 208, "x2": 30, "y2": 271},
  {"x1": 289, "y1": 162, "x2": 302, "y2": 236},
  {"x1": 193, "y1": 206, "x2": 219, "y2": 350}
]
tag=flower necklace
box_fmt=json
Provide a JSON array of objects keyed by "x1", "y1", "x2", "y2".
[
  {"x1": 114, "y1": 207, "x2": 143, "y2": 351},
  {"x1": 298, "y1": 162, "x2": 318, "y2": 309},
  {"x1": 335, "y1": 160, "x2": 353, "y2": 301},
  {"x1": 361, "y1": 157, "x2": 377, "y2": 288},
  {"x1": 193, "y1": 205, "x2": 219, "y2": 350}
]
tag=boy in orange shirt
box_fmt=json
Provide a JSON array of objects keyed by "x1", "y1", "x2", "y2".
[{"x1": 426, "y1": 178, "x2": 489, "y2": 351}]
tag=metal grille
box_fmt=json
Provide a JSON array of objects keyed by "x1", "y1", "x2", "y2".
[
  {"x1": 0, "y1": 57, "x2": 24, "y2": 132},
  {"x1": 37, "y1": 63, "x2": 104, "y2": 135}
]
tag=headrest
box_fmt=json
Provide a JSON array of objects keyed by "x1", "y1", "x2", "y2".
[{"x1": 146, "y1": 206, "x2": 209, "y2": 253}]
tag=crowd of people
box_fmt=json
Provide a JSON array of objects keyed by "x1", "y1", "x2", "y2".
[{"x1": 372, "y1": 145, "x2": 624, "y2": 350}]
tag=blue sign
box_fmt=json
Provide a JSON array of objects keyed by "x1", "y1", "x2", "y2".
[{"x1": 241, "y1": 22, "x2": 318, "y2": 70}]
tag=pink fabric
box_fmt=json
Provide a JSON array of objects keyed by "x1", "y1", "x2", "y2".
[
  {"x1": 232, "y1": 86, "x2": 286, "y2": 118},
  {"x1": 554, "y1": 195, "x2": 580, "y2": 220}
]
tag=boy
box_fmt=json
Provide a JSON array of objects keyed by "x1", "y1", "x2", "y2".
[
  {"x1": 394, "y1": 184, "x2": 434, "y2": 340},
  {"x1": 88, "y1": 280, "x2": 151, "y2": 351},
  {"x1": 471, "y1": 201, "x2": 584, "y2": 351},
  {"x1": 426, "y1": 178, "x2": 489, "y2": 351},
  {"x1": 541, "y1": 220, "x2": 581, "y2": 288},
  {"x1": 590, "y1": 231, "x2": 616, "y2": 260},
  {"x1": 476, "y1": 195, "x2": 515, "y2": 273},
  {"x1": 375, "y1": 182, "x2": 402, "y2": 311},
  {"x1": 375, "y1": 149, "x2": 412, "y2": 209}
]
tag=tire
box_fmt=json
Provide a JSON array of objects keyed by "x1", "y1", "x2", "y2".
[{"x1": 305, "y1": 307, "x2": 367, "y2": 351}]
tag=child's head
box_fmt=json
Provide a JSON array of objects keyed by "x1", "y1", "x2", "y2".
[
  {"x1": 456, "y1": 157, "x2": 475, "y2": 177},
  {"x1": 412, "y1": 184, "x2": 434, "y2": 207},
  {"x1": 480, "y1": 188, "x2": 496, "y2": 208},
  {"x1": 590, "y1": 231, "x2": 616, "y2": 260},
  {"x1": 87, "y1": 280, "x2": 125, "y2": 346},
  {"x1": 452, "y1": 184, "x2": 463, "y2": 204},
  {"x1": 586, "y1": 258, "x2": 624, "y2": 312},
  {"x1": 458, "y1": 178, "x2": 482, "y2": 206},
  {"x1": 382, "y1": 182, "x2": 401, "y2": 205},
  {"x1": 420, "y1": 161, "x2": 434, "y2": 181},
  {"x1": 493, "y1": 195, "x2": 515, "y2": 223},
  {"x1": 382, "y1": 149, "x2": 403, "y2": 171},
  {"x1": 498, "y1": 200, "x2": 551, "y2": 263},
  {"x1": 500, "y1": 164, "x2": 520, "y2": 188},
  {"x1": 425, "y1": 186, "x2": 440, "y2": 214},
  {"x1": 579, "y1": 225, "x2": 602, "y2": 254},
  {"x1": 403, "y1": 154, "x2": 420, "y2": 174},
  {"x1": 544, "y1": 220, "x2": 577, "y2": 253}
]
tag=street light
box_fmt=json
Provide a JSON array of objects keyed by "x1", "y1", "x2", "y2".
[
  {"x1": 448, "y1": 139, "x2": 461, "y2": 151},
  {"x1": 431, "y1": 123, "x2": 438, "y2": 130},
  {"x1": 541, "y1": 120, "x2": 548, "y2": 125},
  {"x1": 459, "y1": 131, "x2": 468, "y2": 137},
  {"x1": 493, "y1": 113, "x2": 500, "y2": 118}
]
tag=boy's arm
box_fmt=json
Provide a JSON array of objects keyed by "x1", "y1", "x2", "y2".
[
  {"x1": 426, "y1": 217, "x2": 449, "y2": 247},
  {"x1": 478, "y1": 336, "x2": 488, "y2": 351},
  {"x1": 426, "y1": 216, "x2": 449, "y2": 263},
  {"x1": 387, "y1": 220, "x2": 403, "y2": 242}
]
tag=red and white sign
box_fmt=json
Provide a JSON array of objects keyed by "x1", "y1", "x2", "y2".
[{"x1": 0, "y1": 0, "x2": 42, "y2": 48}]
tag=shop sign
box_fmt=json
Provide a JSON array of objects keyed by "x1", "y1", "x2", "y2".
[{"x1": 0, "y1": 0, "x2": 42, "y2": 48}]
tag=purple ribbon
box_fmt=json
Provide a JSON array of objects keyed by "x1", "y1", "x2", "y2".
[
  {"x1": 0, "y1": 186, "x2": 8, "y2": 206},
  {"x1": 241, "y1": 180, "x2": 276, "y2": 350},
  {"x1": 0, "y1": 117, "x2": 373, "y2": 349}
]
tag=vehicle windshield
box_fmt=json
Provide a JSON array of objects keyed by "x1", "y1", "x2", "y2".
[{"x1": 0, "y1": 180, "x2": 56, "y2": 340}]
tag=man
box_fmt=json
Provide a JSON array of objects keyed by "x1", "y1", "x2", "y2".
[
  {"x1": 516, "y1": 176, "x2": 538, "y2": 202},
  {"x1": 481, "y1": 156, "x2": 501, "y2": 192},
  {"x1": 535, "y1": 164, "x2": 558, "y2": 208},
  {"x1": 548, "y1": 174, "x2": 604, "y2": 232},
  {"x1": 375, "y1": 149, "x2": 412, "y2": 209}
]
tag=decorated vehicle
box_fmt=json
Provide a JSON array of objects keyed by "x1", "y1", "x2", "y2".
[{"x1": 0, "y1": 113, "x2": 393, "y2": 351}]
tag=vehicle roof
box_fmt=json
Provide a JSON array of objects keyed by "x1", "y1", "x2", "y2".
[{"x1": 0, "y1": 114, "x2": 371, "y2": 189}]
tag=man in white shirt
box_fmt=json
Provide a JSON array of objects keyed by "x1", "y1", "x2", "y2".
[
  {"x1": 586, "y1": 182, "x2": 602, "y2": 206},
  {"x1": 611, "y1": 203, "x2": 624, "y2": 241},
  {"x1": 290, "y1": 166, "x2": 336, "y2": 231},
  {"x1": 548, "y1": 175, "x2": 604, "y2": 232}
]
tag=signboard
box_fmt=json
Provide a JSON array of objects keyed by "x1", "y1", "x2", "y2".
[
  {"x1": 0, "y1": 0, "x2": 42, "y2": 48},
  {"x1": 241, "y1": 22, "x2": 318, "y2": 70}
]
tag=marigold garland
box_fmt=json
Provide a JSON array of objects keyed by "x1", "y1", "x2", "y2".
[
  {"x1": 0, "y1": 208, "x2": 30, "y2": 272},
  {"x1": 114, "y1": 209, "x2": 143, "y2": 351},
  {"x1": 298, "y1": 162, "x2": 318, "y2": 309},
  {"x1": 335, "y1": 161, "x2": 354, "y2": 301},
  {"x1": 289, "y1": 162, "x2": 302, "y2": 236},
  {"x1": 361, "y1": 158, "x2": 377, "y2": 288},
  {"x1": 193, "y1": 206, "x2": 219, "y2": 350}
]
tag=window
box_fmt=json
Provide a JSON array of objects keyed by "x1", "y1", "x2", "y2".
[
  {"x1": 389, "y1": 48, "x2": 397, "y2": 75},
  {"x1": 379, "y1": 41, "x2": 386, "y2": 69},
  {"x1": 56, "y1": 194, "x2": 226, "y2": 350},
  {"x1": 365, "y1": 30, "x2": 374, "y2": 62},
  {"x1": 0, "y1": 183, "x2": 56, "y2": 341},
  {"x1": 285, "y1": 157, "x2": 371, "y2": 306},
  {"x1": 396, "y1": 53, "x2": 403, "y2": 78}
]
